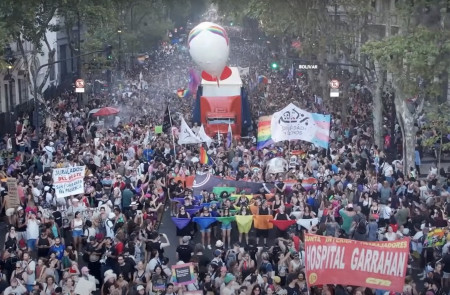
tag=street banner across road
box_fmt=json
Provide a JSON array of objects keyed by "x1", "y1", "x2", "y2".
[
  {"x1": 52, "y1": 166, "x2": 85, "y2": 198},
  {"x1": 304, "y1": 234, "x2": 409, "y2": 292}
]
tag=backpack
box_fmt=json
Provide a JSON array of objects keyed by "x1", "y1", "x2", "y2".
[
  {"x1": 356, "y1": 218, "x2": 368, "y2": 234},
  {"x1": 225, "y1": 250, "x2": 237, "y2": 268}
]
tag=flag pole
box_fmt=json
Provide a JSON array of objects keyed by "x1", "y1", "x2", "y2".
[{"x1": 168, "y1": 105, "x2": 176, "y2": 155}]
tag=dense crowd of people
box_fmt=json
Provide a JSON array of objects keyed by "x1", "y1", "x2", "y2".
[{"x1": 0, "y1": 24, "x2": 449, "y2": 295}]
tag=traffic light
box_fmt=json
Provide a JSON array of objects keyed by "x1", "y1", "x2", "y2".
[
  {"x1": 271, "y1": 62, "x2": 278, "y2": 69},
  {"x1": 105, "y1": 45, "x2": 113, "y2": 60}
]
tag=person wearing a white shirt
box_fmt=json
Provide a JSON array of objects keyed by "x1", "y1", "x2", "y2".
[
  {"x1": 67, "y1": 198, "x2": 86, "y2": 214},
  {"x1": 26, "y1": 212, "x2": 40, "y2": 252},
  {"x1": 74, "y1": 267, "x2": 97, "y2": 295},
  {"x1": 23, "y1": 252, "x2": 36, "y2": 292},
  {"x1": 146, "y1": 256, "x2": 161, "y2": 273},
  {"x1": 44, "y1": 143, "x2": 55, "y2": 160},
  {"x1": 379, "y1": 203, "x2": 392, "y2": 228},
  {"x1": 4, "y1": 278, "x2": 27, "y2": 295},
  {"x1": 31, "y1": 184, "x2": 42, "y2": 204}
]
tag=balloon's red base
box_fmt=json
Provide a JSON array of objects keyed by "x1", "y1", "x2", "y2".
[{"x1": 201, "y1": 66, "x2": 232, "y2": 82}]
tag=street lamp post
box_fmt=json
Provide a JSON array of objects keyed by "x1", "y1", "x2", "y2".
[
  {"x1": 117, "y1": 28, "x2": 122, "y2": 80},
  {"x1": 33, "y1": 48, "x2": 109, "y2": 140}
]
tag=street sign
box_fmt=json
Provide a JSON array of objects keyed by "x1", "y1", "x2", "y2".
[
  {"x1": 330, "y1": 79, "x2": 340, "y2": 89},
  {"x1": 75, "y1": 79, "x2": 85, "y2": 93},
  {"x1": 330, "y1": 88, "x2": 340, "y2": 97}
]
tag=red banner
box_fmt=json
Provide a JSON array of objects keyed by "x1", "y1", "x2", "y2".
[{"x1": 304, "y1": 234, "x2": 410, "y2": 292}]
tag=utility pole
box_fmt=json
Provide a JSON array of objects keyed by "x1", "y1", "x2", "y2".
[{"x1": 77, "y1": 11, "x2": 83, "y2": 106}]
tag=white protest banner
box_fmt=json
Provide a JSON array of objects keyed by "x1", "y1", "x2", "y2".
[
  {"x1": 270, "y1": 103, "x2": 331, "y2": 148},
  {"x1": 237, "y1": 66, "x2": 250, "y2": 76},
  {"x1": 197, "y1": 124, "x2": 213, "y2": 147},
  {"x1": 178, "y1": 117, "x2": 202, "y2": 145},
  {"x1": 52, "y1": 166, "x2": 85, "y2": 198}
]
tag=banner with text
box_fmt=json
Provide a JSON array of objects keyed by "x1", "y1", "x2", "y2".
[
  {"x1": 171, "y1": 263, "x2": 196, "y2": 286},
  {"x1": 6, "y1": 178, "x2": 20, "y2": 209},
  {"x1": 270, "y1": 103, "x2": 331, "y2": 148},
  {"x1": 52, "y1": 166, "x2": 86, "y2": 198},
  {"x1": 304, "y1": 234, "x2": 409, "y2": 292}
]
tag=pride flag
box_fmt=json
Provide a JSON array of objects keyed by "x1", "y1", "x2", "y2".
[
  {"x1": 177, "y1": 88, "x2": 190, "y2": 98},
  {"x1": 270, "y1": 219, "x2": 296, "y2": 231},
  {"x1": 300, "y1": 177, "x2": 319, "y2": 191},
  {"x1": 235, "y1": 215, "x2": 253, "y2": 233},
  {"x1": 188, "y1": 68, "x2": 201, "y2": 94},
  {"x1": 253, "y1": 215, "x2": 274, "y2": 230},
  {"x1": 257, "y1": 115, "x2": 273, "y2": 150},
  {"x1": 200, "y1": 146, "x2": 211, "y2": 165}
]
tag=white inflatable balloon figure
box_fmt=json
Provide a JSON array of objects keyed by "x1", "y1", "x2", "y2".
[{"x1": 188, "y1": 22, "x2": 231, "y2": 82}]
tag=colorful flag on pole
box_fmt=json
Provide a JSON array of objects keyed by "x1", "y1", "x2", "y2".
[
  {"x1": 178, "y1": 117, "x2": 202, "y2": 145},
  {"x1": 257, "y1": 115, "x2": 273, "y2": 149},
  {"x1": 188, "y1": 68, "x2": 201, "y2": 94},
  {"x1": 287, "y1": 64, "x2": 294, "y2": 80},
  {"x1": 197, "y1": 125, "x2": 213, "y2": 147},
  {"x1": 162, "y1": 105, "x2": 173, "y2": 133},
  {"x1": 226, "y1": 123, "x2": 232, "y2": 148},
  {"x1": 199, "y1": 146, "x2": 211, "y2": 165},
  {"x1": 177, "y1": 88, "x2": 190, "y2": 98}
]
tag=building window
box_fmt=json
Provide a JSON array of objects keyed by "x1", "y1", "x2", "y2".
[
  {"x1": 21, "y1": 79, "x2": 28, "y2": 103},
  {"x1": 10, "y1": 80, "x2": 16, "y2": 111}
]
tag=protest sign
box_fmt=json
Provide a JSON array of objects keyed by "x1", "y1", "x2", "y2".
[
  {"x1": 155, "y1": 125, "x2": 163, "y2": 134},
  {"x1": 171, "y1": 263, "x2": 195, "y2": 286},
  {"x1": 52, "y1": 166, "x2": 85, "y2": 198},
  {"x1": 184, "y1": 292, "x2": 202, "y2": 295},
  {"x1": 6, "y1": 178, "x2": 20, "y2": 209},
  {"x1": 304, "y1": 234, "x2": 409, "y2": 292}
]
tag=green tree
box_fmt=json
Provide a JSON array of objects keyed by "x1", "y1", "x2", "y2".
[
  {"x1": 213, "y1": 0, "x2": 387, "y2": 147},
  {"x1": 422, "y1": 103, "x2": 450, "y2": 174},
  {"x1": 56, "y1": 0, "x2": 120, "y2": 74},
  {"x1": 0, "y1": 0, "x2": 59, "y2": 102},
  {"x1": 363, "y1": 1, "x2": 450, "y2": 174}
]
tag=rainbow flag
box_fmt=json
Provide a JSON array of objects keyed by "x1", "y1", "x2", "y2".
[
  {"x1": 200, "y1": 146, "x2": 212, "y2": 165},
  {"x1": 188, "y1": 68, "x2": 201, "y2": 94},
  {"x1": 300, "y1": 177, "x2": 319, "y2": 191},
  {"x1": 177, "y1": 88, "x2": 190, "y2": 98},
  {"x1": 257, "y1": 115, "x2": 273, "y2": 149}
]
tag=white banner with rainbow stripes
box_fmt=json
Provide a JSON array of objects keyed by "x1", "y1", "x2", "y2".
[{"x1": 270, "y1": 103, "x2": 331, "y2": 148}]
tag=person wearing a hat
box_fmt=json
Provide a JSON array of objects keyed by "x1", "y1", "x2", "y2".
[
  {"x1": 222, "y1": 273, "x2": 238, "y2": 295},
  {"x1": 126, "y1": 201, "x2": 139, "y2": 220},
  {"x1": 136, "y1": 284, "x2": 146, "y2": 294},
  {"x1": 176, "y1": 236, "x2": 193, "y2": 263},
  {"x1": 339, "y1": 203, "x2": 356, "y2": 236},
  {"x1": 67, "y1": 197, "x2": 86, "y2": 215}
]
